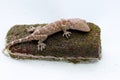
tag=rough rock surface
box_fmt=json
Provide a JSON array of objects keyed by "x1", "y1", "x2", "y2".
[{"x1": 6, "y1": 23, "x2": 101, "y2": 63}]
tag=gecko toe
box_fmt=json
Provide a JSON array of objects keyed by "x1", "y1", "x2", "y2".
[
  {"x1": 37, "y1": 43, "x2": 46, "y2": 51},
  {"x1": 63, "y1": 31, "x2": 72, "y2": 39}
]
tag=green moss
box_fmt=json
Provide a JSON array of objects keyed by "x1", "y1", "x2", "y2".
[{"x1": 6, "y1": 22, "x2": 101, "y2": 63}]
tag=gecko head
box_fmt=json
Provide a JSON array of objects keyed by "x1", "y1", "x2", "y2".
[
  {"x1": 69, "y1": 19, "x2": 90, "y2": 32},
  {"x1": 76, "y1": 22, "x2": 90, "y2": 32}
]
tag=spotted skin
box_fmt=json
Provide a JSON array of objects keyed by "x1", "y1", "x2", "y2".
[{"x1": 4, "y1": 18, "x2": 90, "y2": 52}]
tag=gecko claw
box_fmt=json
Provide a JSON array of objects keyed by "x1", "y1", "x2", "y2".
[
  {"x1": 37, "y1": 43, "x2": 46, "y2": 51},
  {"x1": 63, "y1": 31, "x2": 72, "y2": 39}
]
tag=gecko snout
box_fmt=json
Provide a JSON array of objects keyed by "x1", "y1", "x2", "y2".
[
  {"x1": 79, "y1": 25, "x2": 91, "y2": 32},
  {"x1": 84, "y1": 26, "x2": 91, "y2": 32}
]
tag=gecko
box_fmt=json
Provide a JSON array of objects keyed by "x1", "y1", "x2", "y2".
[{"x1": 4, "y1": 18, "x2": 90, "y2": 52}]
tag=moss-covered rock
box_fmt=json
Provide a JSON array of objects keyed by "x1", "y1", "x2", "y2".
[{"x1": 6, "y1": 23, "x2": 101, "y2": 63}]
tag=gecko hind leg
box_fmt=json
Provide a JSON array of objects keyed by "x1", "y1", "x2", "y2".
[
  {"x1": 31, "y1": 35, "x2": 47, "y2": 51},
  {"x1": 26, "y1": 26, "x2": 35, "y2": 33},
  {"x1": 63, "y1": 30, "x2": 72, "y2": 39},
  {"x1": 37, "y1": 41, "x2": 46, "y2": 51}
]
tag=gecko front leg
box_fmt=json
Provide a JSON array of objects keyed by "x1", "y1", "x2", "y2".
[
  {"x1": 63, "y1": 30, "x2": 72, "y2": 39},
  {"x1": 62, "y1": 25, "x2": 72, "y2": 39}
]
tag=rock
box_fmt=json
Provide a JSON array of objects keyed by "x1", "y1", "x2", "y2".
[{"x1": 6, "y1": 23, "x2": 101, "y2": 63}]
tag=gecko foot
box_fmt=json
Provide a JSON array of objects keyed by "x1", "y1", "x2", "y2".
[
  {"x1": 37, "y1": 42, "x2": 46, "y2": 51},
  {"x1": 63, "y1": 31, "x2": 72, "y2": 39},
  {"x1": 26, "y1": 26, "x2": 35, "y2": 33}
]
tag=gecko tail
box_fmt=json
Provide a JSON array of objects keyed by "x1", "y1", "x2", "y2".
[
  {"x1": 2, "y1": 49, "x2": 8, "y2": 57},
  {"x1": 2, "y1": 39, "x2": 25, "y2": 56},
  {"x1": 2, "y1": 41, "x2": 20, "y2": 56},
  {"x1": 2, "y1": 44, "x2": 10, "y2": 57},
  {"x1": 2, "y1": 35, "x2": 35, "y2": 55}
]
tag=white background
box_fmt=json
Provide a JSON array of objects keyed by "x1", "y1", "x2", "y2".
[{"x1": 0, "y1": 0, "x2": 120, "y2": 80}]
